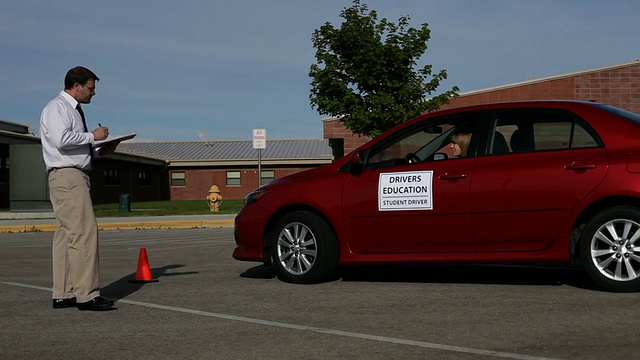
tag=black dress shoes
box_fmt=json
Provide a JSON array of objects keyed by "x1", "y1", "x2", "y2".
[
  {"x1": 52, "y1": 297, "x2": 77, "y2": 309},
  {"x1": 76, "y1": 296, "x2": 116, "y2": 311}
]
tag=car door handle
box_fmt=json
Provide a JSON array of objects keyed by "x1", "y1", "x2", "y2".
[
  {"x1": 439, "y1": 172, "x2": 468, "y2": 180},
  {"x1": 565, "y1": 162, "x2": 597, "y2": 171}
]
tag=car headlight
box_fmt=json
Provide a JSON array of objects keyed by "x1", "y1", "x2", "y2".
[{"x1": 243, "y1": 190, "x2": 268, "y2": 207}]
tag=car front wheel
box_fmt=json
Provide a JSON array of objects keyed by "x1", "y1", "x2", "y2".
[
  {"x1": 579, "y1": 206, "x2": 640, "y2": 292},
  {"x1": 269, "y1": 211, "x2": 339, "y2": 284}
]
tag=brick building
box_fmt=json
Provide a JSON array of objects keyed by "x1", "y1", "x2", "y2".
[
  {"x1": 116, "y1": 139, "x2": 334, "y2": 202},
  {"x1": 443, "y1": 59, "x2": 640, "y2": 113}
]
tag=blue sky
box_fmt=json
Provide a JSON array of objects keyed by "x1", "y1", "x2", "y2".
[{"x1": 1, "y1": 0, "x2": 638, "y2": 142}]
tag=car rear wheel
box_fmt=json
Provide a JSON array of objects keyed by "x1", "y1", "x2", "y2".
[
  {"x1": 270, "y1": 211, "x2": 339, "y2": 284},
  {"x1": 579, "y1": 206, "x2": 640, "y2": 292}
]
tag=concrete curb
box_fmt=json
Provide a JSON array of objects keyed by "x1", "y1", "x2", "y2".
[{"x1": 0, "y1": 219, "x2": 235, "y2": 233}]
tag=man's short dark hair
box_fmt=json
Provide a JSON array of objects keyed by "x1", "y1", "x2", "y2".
[{"x1": 64, "y1": 66, "x2": 99, "y2": 89}]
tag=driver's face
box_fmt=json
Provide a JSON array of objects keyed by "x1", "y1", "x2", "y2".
[{"x1": 450, "y1": 142, "x2": 461, "y2": 157}]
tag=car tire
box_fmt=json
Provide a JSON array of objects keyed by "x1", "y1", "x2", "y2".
[
  {"x1": 269, "y1": 211, "x2": 339, "y2": 284},
  {"x1": 579, "y1": 206, "x2": 640, "y2": 292}
]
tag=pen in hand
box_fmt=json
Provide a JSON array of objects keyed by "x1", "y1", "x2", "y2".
[{"x1": 97, "y1": 123, "x2": 109, "y2": 139}]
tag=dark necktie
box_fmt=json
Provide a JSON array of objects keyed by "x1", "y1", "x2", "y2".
[{"x1": 77, "y1": 105, "x2": 94, "y2": 165}]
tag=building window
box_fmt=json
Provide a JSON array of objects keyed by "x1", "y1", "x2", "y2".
[
  {"x1": 171, "y1": 171, "x2": 186, "y2": 187},
  {"x1": 261, "y1": 170, "x2": 275, "y2": 185},
  {"x1": 226, "y1": 171, "x2": 241, "y2": 186},
  {"x1": 139, "y1": 170, "x2": 151, "y2": 187},
  {"x1": 103, "y1": 167, "x2": 120, "y2": 186}
]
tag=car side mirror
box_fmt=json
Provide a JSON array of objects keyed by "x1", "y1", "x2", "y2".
[
  {"x1": 344, "y1": 150, "x2": 364, "y2": 175},
  {"x1": 434, "y1": 152, "x2": 448, "y2": 161},
  {"x1": 349, "y1": 150, "x2": 360, "y2": 165}
]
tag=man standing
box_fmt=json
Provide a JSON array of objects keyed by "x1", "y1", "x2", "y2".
[{"x1": 40, "y1": 66, "x2": 116, "y2": 311}]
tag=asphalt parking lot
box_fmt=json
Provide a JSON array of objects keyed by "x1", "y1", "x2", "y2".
[{"x1": 1, "y1": 227, "x2": 638, "y2": 360}]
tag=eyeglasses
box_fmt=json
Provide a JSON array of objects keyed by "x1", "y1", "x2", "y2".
[{"x1": 80, "y1": 84, "x2": 96, "y2": 91}]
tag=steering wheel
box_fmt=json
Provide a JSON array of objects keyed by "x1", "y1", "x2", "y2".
[{"x1": 405, "y1": 153, "x2": 421, "y2": 164}]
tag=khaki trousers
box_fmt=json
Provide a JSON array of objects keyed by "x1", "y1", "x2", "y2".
[{"x1": 48, "y1": 167, "x2": 100, "y2": 303}]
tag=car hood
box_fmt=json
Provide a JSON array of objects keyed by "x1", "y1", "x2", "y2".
[{"x1": 261, "y1": 155, "x2": 350, "y2": 189}]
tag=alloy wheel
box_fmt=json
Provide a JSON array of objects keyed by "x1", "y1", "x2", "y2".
[
  {"x1": 276, "y1": 221, "x2": 318, "y2": 275},
  {"x1": 589, "y1": 218, "x2": 640, "y2": 282}
]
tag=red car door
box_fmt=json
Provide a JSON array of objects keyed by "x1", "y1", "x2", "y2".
[
  {"x1": 342, "y1": 157, "x2": 475, "y2": 254},
  {"x1": 471, "y1": 113, "x2": 608, "y2": 252}
]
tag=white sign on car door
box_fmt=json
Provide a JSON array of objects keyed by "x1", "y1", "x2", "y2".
[{"x1": 378, "y1": 171, "x2": 433, "y2": 211}]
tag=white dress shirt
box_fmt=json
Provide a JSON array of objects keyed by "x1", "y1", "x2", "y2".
[{"x1": 40, "y1": 91, "x2": 96, "y2": 171}]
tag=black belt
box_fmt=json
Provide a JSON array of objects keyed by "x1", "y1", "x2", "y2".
[{"x1": 47, "y1": 166, "x2": 91, "y2": 175}]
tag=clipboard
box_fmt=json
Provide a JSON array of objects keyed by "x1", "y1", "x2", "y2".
[{"x1": 93, "y1": 133, "x2": 136, "y2": 148}]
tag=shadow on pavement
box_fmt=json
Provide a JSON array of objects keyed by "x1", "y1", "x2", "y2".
[
  {"x1": 239, "y1": 265, "x2": 277, "y2": 279},
  {"x1": 101, "y1": 264, "x2": 199, "y2": 301}
]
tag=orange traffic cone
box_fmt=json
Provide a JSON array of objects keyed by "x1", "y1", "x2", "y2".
[{"x1": 129, "y1": 248, "x2": 158, "y2": 283}]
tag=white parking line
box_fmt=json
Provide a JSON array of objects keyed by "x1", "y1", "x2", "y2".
[{"x1": 1, "y1": 280, "x2": 560, "y2": 360}]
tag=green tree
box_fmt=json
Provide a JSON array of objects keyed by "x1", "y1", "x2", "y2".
[{"x1": 309, "y1": 0, "x2": 459, "y2": 138}]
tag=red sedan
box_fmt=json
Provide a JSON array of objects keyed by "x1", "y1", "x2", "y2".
[{"x1": 234, "y1": 100, "x2": 640, "y2": 292}]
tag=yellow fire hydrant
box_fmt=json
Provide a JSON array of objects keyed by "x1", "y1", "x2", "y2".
[{"x1": 206, "y1": 185, "x2": 223, "y2": 212}]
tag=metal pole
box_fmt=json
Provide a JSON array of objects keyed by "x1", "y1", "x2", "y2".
[{"x1": 258, "y1": 148, "x2": 262, "y2": 187}]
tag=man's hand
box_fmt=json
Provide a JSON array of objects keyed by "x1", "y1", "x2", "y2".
[{"x1": 93, "y1": 126, "x2": 109, "y2": 141}]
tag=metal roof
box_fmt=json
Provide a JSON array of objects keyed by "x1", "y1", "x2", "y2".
[{"x1": 115, "y1": 139, "x2": 334, "y2": 165}]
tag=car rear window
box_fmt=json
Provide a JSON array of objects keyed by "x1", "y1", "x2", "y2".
[{"x1": 594, "y1": 104, "x2": 640, "y2": 124}]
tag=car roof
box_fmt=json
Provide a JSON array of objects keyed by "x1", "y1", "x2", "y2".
[{"x1": 434, "y1": 99, "x2": 600, "y2": 114}]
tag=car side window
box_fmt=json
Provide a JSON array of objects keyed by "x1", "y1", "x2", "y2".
[
  {"x1": 492, "y1": 108, "x2": 600, "y2": 155},
  {"x1": 364, "y1": 118, "x2": 477, "y2": 171},
  {"x1": 366, "y1": 129, "x2": 438, "y2": 166},
  {"x1": 571, "y1": 123, "x2": 600, "y2": 148},
  {"x1": 533, "y1": 122, "x2": 573, "y2": 150}
]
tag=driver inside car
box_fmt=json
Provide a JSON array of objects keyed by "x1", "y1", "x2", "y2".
[{"x1": 450, "y1": 131, "x2": 472, "y2": 158}]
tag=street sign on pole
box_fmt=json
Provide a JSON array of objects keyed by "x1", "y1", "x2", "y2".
[
  {"x1": 252, "y1": 129, "x2": 266, "y2": 149},
  {"x1": 253, "y1": 129, "x2": 266, "y2": 186}
]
